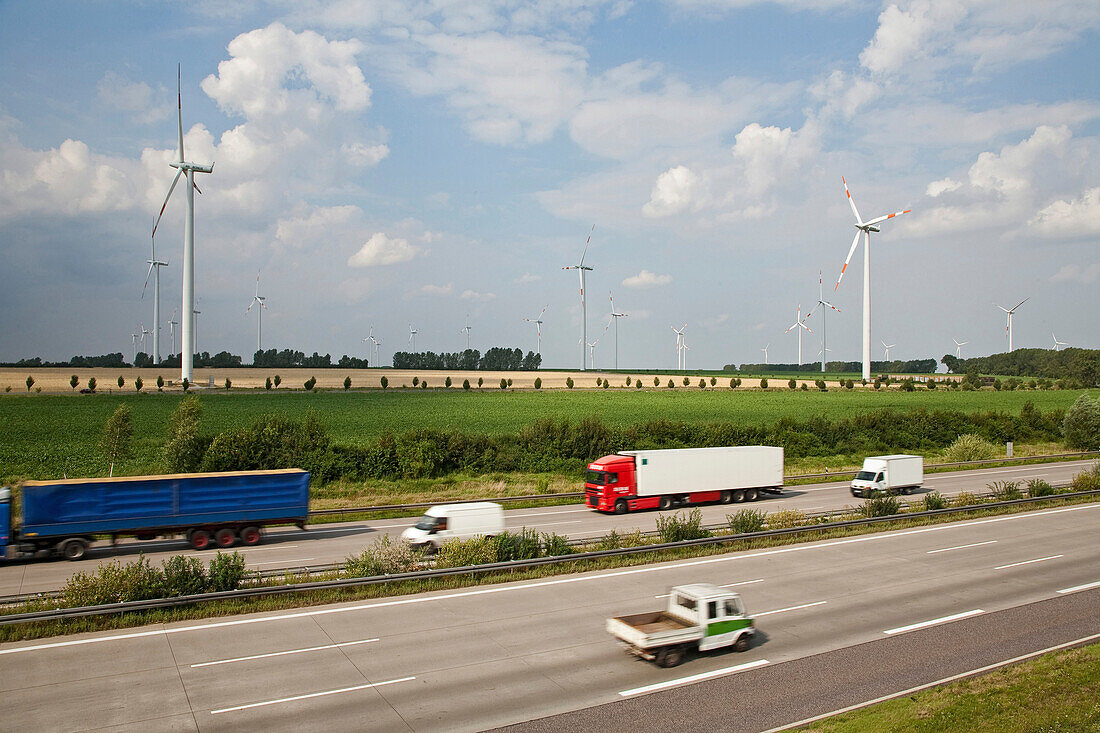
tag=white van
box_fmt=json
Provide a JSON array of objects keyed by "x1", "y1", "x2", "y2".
[{"x1": 400, "y1": 502, "x2": 505, "y2": 550}]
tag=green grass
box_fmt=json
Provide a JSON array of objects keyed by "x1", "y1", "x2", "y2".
[
  {"x1": 797, "y1": 642, "x2": 1100, "y2": 732},
  {"x1": 1, "y1": 388, "x2": 1094, "y2": 483}
]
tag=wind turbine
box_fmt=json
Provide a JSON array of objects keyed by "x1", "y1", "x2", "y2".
[
  {"x1": 141, "y1": 234, "x2": 168, "y2": 365},
  {"x1": 761, "y1": 343, "x2": 770, "y2": 365},
  {"x1": 246, "y1": 272, "x2": 267, "y2": 353},
  {"x1": 833, "y1": 178, "x2": 911, "y2": 381},
  {"x1": 524, "y1": 305, "x2": 549, "y2": 356},
  {"x1": 994, "y1": 298, "x2": 1029, "y2": 352},
  {"x1": 408, "y1": 323, "x2": 419, "y2": 352},
  {"x1": 881, "y1": 340, "x2": 895, "y2": 361},
  {"x1": 671, "y1": 324, "x2": 687, "y2": 370},
  {"x1": 785, "y1": 304, "x2": 812, "y2": 366},
  {"x1": 681, "y1": 339, "x2": 690, "y2": 371},
  {"x1": 192, "y1": 309, "x2": 201, "y2": 357},
  {"x1": 582, "y1": 318, "x2": 611, "y2": 370},
  {"x1": 952, "y1": 338, "x2": 968, "y2": 359},
  {"x1": 168, "y1": 312, "x2": 179, "y2": 357},
  {"x1": 807, "y1": 269, "x2": 840, "y2": 373},
  {"x1": 460, "y1": 314, "x2": 472, "y2": 350},
  {"x1": 151, "y1": 65, "x2": 213, "y2": 385},
  {"x1": 563, "y1": 224, "x2": 595, "y2": 370},
  {"x1": 609, "y1": 291, "x2": 628, "y2": 369},
  {"x1": 362, "y1": 325, "x2": 375, "y2": 362},
  {"x1": 1052, "y1": 332, "x2": 1067, "y2": 351},
  {"x1": 130, "y1": 331, "x2": 139, "y2": 366}
]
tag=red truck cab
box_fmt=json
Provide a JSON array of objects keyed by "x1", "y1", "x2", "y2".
[{"x1": 585, "y1": 454, "x2": 642, "y2": 513}]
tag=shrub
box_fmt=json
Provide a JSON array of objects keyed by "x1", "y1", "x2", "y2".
[
  {"x1": 380, "y1": 376, "x2": 388, "y2": 389},
  {"x1": 668, "y1": 379, "x2": 675, "y2": 388},
  {"x1": 602, "y1": 380, "x2": 609, "y2": 389},
  {"x1": 767, "y1": 509, "x2": 808, "y2": 529},
  {"x1": 433, "y1": 536, "x2": 497, "y2": 568},
  {"x1": 542, "y1": 532, "x2": 573, "y2": 557},
  {"x1": 928, "y1": 379, "x2": 936, "y2": 390},
  {"x1": 507, "y1": 379, "x2": 513, "y2": 387},
  {"x1": 952, "y1": 491, "x2": 981, "y2": 507},
  {"x1": 161, "y1": 555, "x2": 207, "y2": 597},
  {"x1": 683, "y1": 376, "x2": 690, "y2": 386},
  {"x1": 656, "y1": 509, "x2": 711, "y2": 542},
  {"x1": 181, "y1": 377, "x2": 189, "y2": 392},
  {"x1": 344, "y1": 535, "x2": 421, "y2": 577},
  {"x1": 412, "y1": 377, "x2": 419, "y2": 387},
  {"x1": 463, "y1": 378, "x2": 471, "y2": 390},
  {"x1": 1070, "y1": 464, "x2": 1100, "y2": 492},
  {"x1": 860, "y1": 494, "x2": 900, "y2": 517},
  {"x1": 1026, "y1": 478, "x2": 1054, "y2": 498},
  {"x1": 26, "y1": 375, "x2": 35, "y2": 391},
  {"x1": 992, "y1": 379, "x2": 1002, "y2": 391},
  {"x1": 157, "y1": 375, "x2": 164, "y2": 391},
  {"x1": 654, "y1": 377, "x2": 660, "y2": 387},
  {"x1": 273, "y1": 374, "x2": 282, "y2": 388},
  {"x1": 595, "y1": 377, "x2": 602, "y2": 387},
  {"x1": 710, "y1": 377, "x2": 717, "y2": 386},
  {"x1": 265, "y1": 376, "x2": 272, "y2": 390},
  {"x1": 420, "y1": 380, "x2": 428, "y2": 389},
  {"x1": 200, "y1": 411, "x2": 329, "y2": 475},
  {"x1": 135, "y1": 376, "x2": 143, "y2": 392},
  {"x1": 922, "y1": 491, "x2": 947, "y2": 510},
  {"x1": 730, "y1": 378, "x2": 737, "y2": 389},
  {"x1": 699, "y1": 379, "x2": 706, "y2": 389},
  {"x1": 225, "y1": 378, "x2": 232, "y2": 391},
  {"x1": 800, "y1": 383, "x2": 808, "y2": 391},
  {"x1": 727, "y1": 509, "x2": 766, "y2": 534},
  {"x1": 344, "y1": 376, "x2": 352, "y2": 390},
  {"x1": 942, "y1": 433, "x2": 998, "y2": 462},
  {"x1": 164, "y1": 396, "x2": 206, "y2": 472},
  {"x1": 566, "y1": 377, "x2": 574, "y2": 389},
  {"x1": 117, "y1": 376, "x2": 125, "y2": 389},
  {"x1": 494, "y1": 528, "x2": 542, "y2": 561},
  {"x1": 760, "y1": 378, "x2": 768, "y2": 389},
  {"x1": 445, "y1": 376, "x2": 452, "y2": 388},
  {"x1": 208, "y1": 552, "x2": 247, "y2": 592},
  {"x1": 1062, "y1": 394, "x2": 1100, "y2": 449},
  {"x1": 635, "y1": 380, "x2": 642, "y2": 389},
  {"x1": 988, "y1": 480, "x2": 1023, "y2": 501},
  {"x1": 900, "y1": 378, "x2": 915, "y2": 392},
  {"x1": 788, "y1": 378, "x2": 797, "y2": 389},
  {"x1": 626, "y1": 377, "x2": 632, "y2": 386},
  {"x1": 595, "y1": 528, "x2": 645, "y2": 550},
  {"x1": 815, "y1": 379, "x2": 826, "y2": 392},
  {"x1": 845, "y1": 380, "x2": 854, "y2": 390},
  {"x1": 534, "y1": 377, "x2": 542, "y2": 389},
  {"x1": 500, "y1": 378, "x2": 508, "y2": 390},
  {"x1": 478, "y1": 377, "x2": 484, "y2": 389},
  {"x1": 88, "y1": 376, "x2": 97, "y2": 392},
  {"x1": 70, "y1": 374, "x2": 79, "y2": 390}
]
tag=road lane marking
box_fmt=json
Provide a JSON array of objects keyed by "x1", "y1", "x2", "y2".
[
  {"x1": 3, "y1": 502, "x2": 1095, "y2": 657},
  {"x1": 210, "y1": 675, "x2": 415, "y2": 714},
  {"x1": 656, "y1": 579, "x2": 764, "y2": 597},
  {"x1": 1057, "y1": 580, "x2": 1100, "y2": 594},
  {"x1": 508, "y1": 520, "x2": 584, "y2": 529},
  {"x1": 756, "y1": 601, "x2": 827, "y2": 617},
  {"x1": 995, "y1": 555, "x2": 1063, "y2": 570},
  {"x1": 192, "y1": 639, "x2": 379, "y2": 667},
  {"x1": 618, "y1": 659, "x2": 769, "y2": 697},
  {"x1": 927, "y1": 540, "x2": 998, "y2": 554},
  {"x1": 884, "y1": 609, "x2": 984, "y2": 635},
  {"x1": 761, "y1": 631, "x2": 1100, "y2": 733}
]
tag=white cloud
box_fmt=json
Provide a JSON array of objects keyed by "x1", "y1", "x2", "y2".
[
  {"x1": 0, "y1": 137, "x2": 134, "y2": 217},
  {"x1": 276, "y1": 205, "x2": 361, "y2": 248},
  {"x1": 926, "y1": 178, "x2": 961, "y2": 197},
  {"x1": 419, "y1": 283, "x2": 454, "y2": 296},
  {"x1": 460, "y1": 289, "x2": 496, "y2": 301},
  {"x1": 1029, "y1": 187, "x2": 1100, "y2": 238},
  {"x1": 341, "y1": 142, "x2": 390, "y2": 166},
  {"x1": 1049, "y1": 263, "x2": 1100, "y2": 284},
  {"x1": 515, "y1": 273, "x2": 541, "y2": 283},
  {"x1": 623, "y1": 269, "x2": 672, "y2": 288},
  {"x1": 97, "y1": 72, "x2": 168, "y2": 124},
  {"x1": 642, "y1": 165, "x2": 701, "y2": 217},
  {"x1": 348, "y1": 233, "x2": 421, "y2": 267}
]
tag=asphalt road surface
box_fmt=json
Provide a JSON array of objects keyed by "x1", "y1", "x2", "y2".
[
  {"x1": 1, "y1": 459, "x2": 1095, "y2": 595},
  {"x1": 0, "y1": 499, "x2": 1096, "y2": 731}
]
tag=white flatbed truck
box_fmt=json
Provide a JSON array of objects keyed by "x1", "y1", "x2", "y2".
[{"x1": 606, "y1": 583, "x2": 755, "y2": 667}]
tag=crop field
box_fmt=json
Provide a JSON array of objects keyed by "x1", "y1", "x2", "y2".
[{"x1": 1, "y1": 386, "x2": 1094, "y2": 484}]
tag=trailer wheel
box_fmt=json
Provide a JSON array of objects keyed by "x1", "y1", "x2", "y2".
[
  {"x1": 732, "y1": 490, "x2": 745, "y2": 503},
  {"x1": 656, "y1": 645, "x2": 685, "y2": 668},
  {"x1": 733, "y1": 633, "x2": 751, "y2": 652},
  {"x1": 745, "y1": 488, "x2": 759, "y2": 502},
  {"x1": 613, "y1": 500, "x2": 629, "y2": 515},
  {"x1": 189, "y1": 529, "x2": 212, "y2": 550},
  {"x1": 720, "y1": 491, "x2": 733, "y2": 504},
  {"x1": 240, "y1": 526, "x2": 262, "y2": 546},
  {"x1": 214, "y1": 528, "x2": 237, "y2": 548},
  {"x1": 658, "y1": 496, "x2": 673, "y2": 510},
  {"x1": 61, "y1": 539, "x2": 88, "y2": 561}
]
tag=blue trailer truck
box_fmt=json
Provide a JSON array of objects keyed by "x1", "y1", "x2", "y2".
[{"x1": 0, "y1": 469, "x2": 310, "y2": 560}]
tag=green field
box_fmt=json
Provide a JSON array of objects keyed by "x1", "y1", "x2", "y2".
[{"x1": 1, "y1": 387, "x2": 1094, "y2": 484}]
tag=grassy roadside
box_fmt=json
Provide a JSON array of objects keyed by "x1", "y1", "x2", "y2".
[
  {"x1": 796, "y1": 642, "x2": 1100, "y2": 732},
  {"x1": 2, "y1": 492, "x2": 1096, "y2": 644}
]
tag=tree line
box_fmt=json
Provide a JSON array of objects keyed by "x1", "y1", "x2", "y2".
[
  {"x1": 943, "y1": 348, "x2": 1099, "y2": 386},
  {"x1": 730, "y1": 359, "x2": 938, "y2": 374},
  {"x1": 392, "y1": 347, "x2": 542, "y2": 371}
]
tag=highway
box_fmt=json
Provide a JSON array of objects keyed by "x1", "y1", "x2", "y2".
[
  {"x1": 0, "y1": 459, "x2": 1095, "y2": 595},
  {"x1": 0, "y1": 499, "x2": 1096, "y2": 731}
]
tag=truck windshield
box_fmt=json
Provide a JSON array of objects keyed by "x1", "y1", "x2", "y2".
[
  {"x1": 855, "y1": 471, "x2": 877, "y2": 481},
  {"x1": 586, "y1": 470, "x2": 607, "y2": 485},
  {"x1": 414, "y1": 515, "x2": 443, "y2": 531}
]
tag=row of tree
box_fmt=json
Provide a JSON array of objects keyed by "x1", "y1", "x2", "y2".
[
  {"x1": 730, "y1": 359, "x2": 938, "y2": 374},
  {"x1": 943, "y1": 348, "x2": 1099, "y2": 386},
  {"x1": 391, "y1": 348, "x2": 542, "y2": 371}
]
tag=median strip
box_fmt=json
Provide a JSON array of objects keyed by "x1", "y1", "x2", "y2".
[
  {"x1": 884, "y1": 609, "x2": 984, "y2": 635},
  {"x1": 618, "y1": 659, "x2": 769, "y2": 697},
  {"x1": 191, "y1": 638, "x2": 379, "y2": 667},
  {"x1": 994, "y1": 555, "x2": 1063, "y2": 570},
  {"x1": 210, "y1": 675, "x2": 416, "y2": 714}
]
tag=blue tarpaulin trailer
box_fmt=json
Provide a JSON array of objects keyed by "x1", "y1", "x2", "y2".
[{"x1": 1, "y1": 469, "x2": 309, "y2": 560}]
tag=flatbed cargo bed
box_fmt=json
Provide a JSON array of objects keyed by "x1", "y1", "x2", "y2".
[{"x1": 614, "y1": 611, "x2": 693, "y2": 634}]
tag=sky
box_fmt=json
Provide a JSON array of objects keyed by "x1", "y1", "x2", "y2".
[{"x1": 0, "y1": 0, "x2": 1097, "y2": 371}]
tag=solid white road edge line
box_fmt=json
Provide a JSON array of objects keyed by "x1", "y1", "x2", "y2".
[
  {"x1": 1057, "y1": 580, "x2": 1100, "y2": 594},
  {"x1": 191, "y1": 638, "x2": 379, "y2": 667},
  {"x1": 995, "y1": 555, "x2": 1063, "y2": 570},
  {"x1": 760, "y1": 631, "x2": 1100, "y2": 733},
  {"x1": 618, "y1": 659, "x2": 769, "y2": 697},
  {"x1": 248, "y1": 558, "x2": 315, "y2": 567},
  {"x1": 656, "y1": 579, "x2": 764, "y2": 598},
  {"x1": 927, "y1": 540, "x2": 998, "y2": 554},
  {"x1": 3, "y1": 502, "x2": 1095, "y2": 657},
  {"x1": 756, "y1": 601, "x2": 827, "y2": 617},
  {"x1": 210, "y1": 675, "x2": 415, "y2": 714},
  {"x1": 884, "y1": 609, "x2": 984, "y2": 635}
]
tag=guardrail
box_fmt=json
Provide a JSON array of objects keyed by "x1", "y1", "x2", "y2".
[{"x1": 3, "y1": 487, "x2": 1096, "y2": 626}]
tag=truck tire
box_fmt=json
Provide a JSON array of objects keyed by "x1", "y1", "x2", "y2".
[
  {"x1": 214, "y1": 528, "x2": 237, "y2": 548},
  {"x1": 744, "y1": 488, "x2": 759, "y2": 502},
  {"x1": 61, "y1": 539, "x2": 88, "y2": 561},
  {"x1": 732, "y1": 490, "x2": 745, "y2": 503},
  {"x1": 614, "y1": 499, "x2": 629, "y2": 515},
  {"x1": 720, "y1": 491, "x2": 733, "y2": 504},
  {"x1": 240, "y1": 526, "x2": 262, "y2": 546},
  {"x1": 656, "y1": 645, "x2": 686, "y2": 668},
  {"x1": 189, "y1": 529, "x2": 212, "y2": 550},
  {"x1": 733, "y1": 633, "x2": 751, "y2": 652},
  {"x1": 658, "y1": 496, "x2": 673, "y2": 510}
]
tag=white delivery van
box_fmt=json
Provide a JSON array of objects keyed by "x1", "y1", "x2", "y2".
[
  {"x1": 400, "y1": 502, "x2": 505, "y2": 550},
  {"x1": 850, "y1": 455, "x2": 923, "y2": 497}
]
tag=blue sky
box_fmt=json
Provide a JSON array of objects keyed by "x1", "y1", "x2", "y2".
[{"x1": 1, "y1": 0, "x2": 1097, "y2": 369}]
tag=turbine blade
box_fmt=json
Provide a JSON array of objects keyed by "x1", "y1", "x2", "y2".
[
  {"x1": 177, "y1": 64, "x2": 184, "y2": 162},
  {"x1": 141, "y1": 261, "x2": 155, "y2": 299},
  {"x1": 1011, "y1": 296, "x2": 1029, "y2": 311},
  {"x1": 863, "y1": 209, "x2": 911, "y2": 227},
  {"x1": 152, "y1": 168, "x2": 184, "y2": 239},
  {"x1": 843, "y1": 177, "x2": 863, "y2": 225},
  {"x1": 579, "y1": 224, "x2": 595, "y2": 266},
  {"x1": 834, "y1": 229, "x2": 861, "y2": 291}
]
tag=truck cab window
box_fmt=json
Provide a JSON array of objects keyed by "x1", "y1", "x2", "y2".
[
  {"x1": 725, "y1": 599, "x2": 743, "y2": 616},
  {"x1": 607, "y1": 473, "x2": 618, "y2": 484},
  {"x1": 875, "y1": 473, "x2": 884, "y2": 482},
  {"x1": 586, "y1": 470, "x2": 606, "y2": 485},
  {"x1": 708, "y1": 601, "x2": 718, "y2": 620}
]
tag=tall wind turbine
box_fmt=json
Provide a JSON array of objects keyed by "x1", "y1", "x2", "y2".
[
  {"x1": 609, "y1": 291, "x2": 628, "y2": 369},
  {"x1": 582, "y1": 318, "x2": 611, "y2": 370},
  {"x1": 408, "y1": 323, "x2": 418, "y2": 352},
  {"x1": 152, "y1": 65, "x2": 213, "y2": 385},
  {"x1": 563, "y1": 225, "x2": 595, "y2": 370},
  {"x1": 524, "y1": 305, "x2": 548, "y2": 356},
  {"x1": 761, "y1": 343, "x2": 770, "y2": 365},
  {"x1": 807, "y1": 270, "x2": 840, "y2": 373},
  {"x1": 141, "y1": 235, "x2": 169, "y2": 365},
  {"x1": 671, "y1": 324, "x2": 687, "y2": 370},
  {"x1": 140, "y1": 323, "x2": 151, "y2": 357},
  {"x1": 833, "y1": 178, "x2": 911, "y2": 381},
  {"x1": 881, "y1": 340, "x2": 895, "y2": 361},
  {"x1": 1052, "y1": 332, "x2": 1067, "y2": 351},
  {"x1": 246, "y1": 272, "x2": 267, "y2": 353},
  {"x1": 785, "y1": 304, "x2": 812, "y2": 367},
  {"x1": 994, "y1": 298, "x2": 1029, "y2": 352},
  {"x1": 460, "y1": 314, "x2": 472, "y2": 350},
  {"x1": 952, "y1": 338, "x2": 968, "y2": 359}
]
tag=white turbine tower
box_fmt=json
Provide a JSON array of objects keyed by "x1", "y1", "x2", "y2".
[
  {"x1": 785, "y1": 304, "x2": 812, "y2": 367},
  {"x1": 152, "y1": 65, "x2": 213, "y2": 385},
  {"x1": 761, "y1": 343, "x2": 770, "y2": 365},
  {"x1": 524, "y1": 305, "x2": 549, "y2": 356},
  {"x1": 881, "y1": 340, "x2": 895, "y2": 361},
  {"x1": 582, "y1": 318, "x2": 611, "y2": 370},
  {"x1": 460, "y1": 314, "x2": 472, "y2": 350},
  {"x1": 141, "y1": 235, "x2": 169, "y2": 365},
  {"x1": 167, "y1": 312, "x2": 179, "y2": 357},
  {"x1": 563, "y1": 224, "x2": 595, "y2": 371},
  {"x1": 833, "y1": 178, "x2": 911, "y2": 381},
  {"x1": 408, "y1": 323, "x2": 419, "y2": 352},
  {"x1": 807, "y1": 269, "x2": 840, "y2": 373},
  {"x1": 130, "y1": 331, "x2": 139, "y2": 366},
  {"x1": 681, "y1": 339, "x2": 690, "y2": 370},
  {"x1": 609, "y1": 290, "x2": 628, "y2": 370},
  {"x1": 246, "y1": 272, "x2": 267, "y2": 353},
  {"x1": 192, "y1": 309, "x2": 201, "y2": 357},
  {"x1": 671, "y1": 324, "x2": 687, "y2": 370},
  {"x1": 994, "y1": 298, "x2": 1029, "y2": 352},
  {"x1": 952, "y1": 338, "x2": 968, "y2": 359},
  {"x1": 1052, "y1": 333, "x2": 1067, "y2": 351}
]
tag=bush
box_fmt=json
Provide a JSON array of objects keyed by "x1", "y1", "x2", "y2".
[
  {"x1": 208, "y1": 552, "x2": 248, "y2": 592},
  {"x1": 656, "y1": 509, "x2": 711, "y2": 542},
  {"x1": 225, "y1": 378, "x2": 232, "y2": 391},
  {"x1": 478, "y1": 377, "x2": 484, "y2": 389},
  {"x1": 788, "y1": 378, "x2": 797, "y2": 389},
  {"x1": 730, "y1": 378, "x2": 737, "y2": 389},
  {"x1": 164, "y1": 395, "x2": 206, "y2": 472},
  {"x1": 70, "y1": 374, "x2": 79, "y2": 390},
  {"x1": 534, "y1": 377, "x2": 542, "y2": 389},
  {"x1": 942, "y1": 433, "x2": 998, "y2": 462},
  {"x1": 699, "y1": 379, "x2": 706, "y2": 389},
  {"x1": 927, "y1": 379, "x2": 936, "y2": 390},
  {"x1": 463, "y1": 378, "x2": 471, "y2": 390},
  {"x1": 654, "y1": 377, "x2": 660, "y2": 387},
  {"x1": 344, "y1": 376, "x2": 352, "y2": 390},
  {"x1": 727, "y1": 509, "x2": 766, "y2": 534},
  {"x1": 595, "y1": 529, "x2": 645, "y2": 550},
  {"x1": 420, "y1": 380, "x2": 428, "y2": 389},
  {"x1": 500, "y1": 378, "x2": 508, "y2": 390},
  {"x1": 667, "y1": 379, "x2": 675, "y2": 389},
  {"x1": 88, "y1": 376, "x2": 97, "y2": 392},
  {"x1": 182, "y1": 378, "x2": 190, "y2": 392},
  {"x1": 494, "y1": 528, "x2": 542, "y2": 561},
  {"x1": 626, "y1": 377, "x2": 632, "y2": 387},
  {"x1": 542, "y1": 532, "x2": 574, "y2": 557},
  {"x1": 800, "y1": 383, "x2": 808, "y2": 391},
  {"x1": 157, "y1": 375, "x2": 164, "y2": 391},
  {"x1": 265, "y1": 376, "x2": 272, "y2": 390},
  {"x1": 200, "y1": 411, "x2": 329, "y2": 475},
  {"x1": 433, "y1": 536, "x2": 498, "y2": 568},
  {"x1": 161, "y1": 555, "x2": 208, "y2": 597},
  {"x1": 710, "y1": 377, "x2": 717, "y2": 386},
  {"x1": 380, "y1": 376, "x2": 388, "y2": 389},
  {"x1": 860, "y1": 494, "x2": 901, "y2": 517},
  {"x1": 922, "y1": 491, "x2": 947, "y2": 510},
  {"x1": 635, "y1": 380, "x2": 643, "y2": 389},
  {"x1": 602, "y1": 379, "x2": 610, "y2": 389},
  {"x1": 566, "y1": 377, "x2": 574, "y2": 389},
  {"x1": 1062, "y1": 394, "x2": 1100, "y2": 449},
  {"x1": 1026, "y1": 478, "x2": 1055, "y2": 497},
  {"x1": 445, "y1": 376, "x2": 452, "y2": 388},
  {"x1": 901, "y1": 378, "x2": 915, "y2": 392},
  {"x1": 760, "y1": 378, "x2": 768, "y2": 388},
  {"x1": 304, "y1": 376, "x2": 317, "y2": 391},
  {"x1": 767, "y1": 509, "x2": 808, "y2": 529},
  {"x1": 845, "y1": 380, "x2": 854, "y2": 390},
  {"x1": 135, "y1": 376, "x2": 143, "y2": 392},
  {"x1": 26, "y1": 375, "x2": 35, "y2": 391},
  {"x1": 344, "y1": 535, "x2": 421, "y2": 577},
  {"x1": 507, "y1": 379, "x2": 513, "y2": 387},
  {"x1": 117, "y1": 376, "x2": 125, "y2": 389},
  {"x1": 815, "y1": 379, "x2": 826, "y2": 392},
  {"x1": 61, "y1": 556, "x2": 166, "y2": 607},
  {"x1": 988, "y1": 480, "x2": 1023, "y2": 501},
  {"x1": 595, "y1": 377, "x2": 602, "y2": 387},
  {"x1": 413, "y1": 377, "x2": 419, "y2": 387},
  {"x1": 952, "y1": 491, "x2": 981, "y2": 507},
  {"x1": 1070, "y1": 464, "x2": 1100, "y2": 492}
]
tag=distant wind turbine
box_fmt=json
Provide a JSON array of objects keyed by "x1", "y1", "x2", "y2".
[
  {"x1": 671, "y1": 324, "x2": 687, "y2": 370},
  {"x1": 994, "y1": 298, "x2": 1029, "y2": 352},
  {"x1": 246, "y1": 272, "x2": 267, "y2": 353},
  {"x1": 881, "y1": 340, "x2": 895, "y2": 361},
  {"x1": 139, "y1": 323, "x2": 151, "y2": 358},
  {"x1": 1052, "y1": 332, "x2": 1067, "y2": 351},
  {"x1": 952, "y1": 338, "x2": 968, "y2": 359},
  {"x1": 524, "y1": 305, "x2": 549, "y2": 356},
  {"x1": 806, "y1": 270, "x2": 840, "y2": 373},
  {"x1": 761, "y1": 343, "x2": 770, "y2": 365},
  {"x1": 192, "y1": 309, "x2": 201, "y2": 356},
  {"x1": 460, "y1": 314, "x2": 472, "y2": 350},
  {"x1": 141, "y1": 233, "x2": 169, "y2": 365},
  {"x1": 785, "y1": 304, "x2": 812, "y2": 366},
  {"x1": 130, "y1": 331, "x2": 139, "y2": 366},
  {"x1": 408, "y1": 323, "x2": 419, "y2": 351},
  {"x1": 563, "y1": 225, "x2": 595, "y2": 371},
  {"x1": 167, "y1": 311, "x2": 179, "y2": 357},
  {"x1": 609, "y1": 290, "x2": 628, "y2": 369}
]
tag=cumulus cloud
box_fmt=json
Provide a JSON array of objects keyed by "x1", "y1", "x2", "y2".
[
  {"x1": 0, "y1": 137, "x2": 134, "y2": 218},
  {"x1": 348, "y1": 233, "x2": 421, "y2": 267},
  {"x1": 642, "y1": 165, "x2": 701, "y2": 217},
  {"x1": 97, "y1": 72, "x2": 169, "y2": 124},
  {"x1": 1029, "y1": 187, "x2": 1100, "y2": 238},
  {"x1": 460, "y1": 289, "x2": 496, "y2": 301},
  {"x1": 1049, "y1": 263, "x2": 1100, "y2": 284},
  {"x1": 515, "y1": 273, "x2": 541, "y2": 283},
  {"x1": 419, "y1": 283, "x2": 454, "y2": 296},
  {"x1": 623, "y1": 269, "x2": 672, "y2": 288},
  {"x1": 276, "y1": 205, "x2": 361, "y2": 248}
]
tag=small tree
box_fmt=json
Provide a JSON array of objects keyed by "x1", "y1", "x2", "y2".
[
  {"x1": 500, "y1": 378, "x2": 508, "y2": 390},
  {"x1": 815, "y1": 378, "x2": 826, "y2": 392},
  {"x1": 566, "y1": 377, "x2": 573, "y2": 389},
  {"x1": 265, "y1": 376, "x2": 273, "y2": 390},
  {"x1": 534, "y1": 377, "x2": 542, "y2": 389},
  {"x1": 225, "y1": 378, "x2": 232, "y2": 391},
  {"x1": 420, "y1": 380, "x2": 428, "y2": 389},
  {"x1": 135, "y1": 376, "x2": 143, "y2": 392},
  {"x1": 344, "y1": 376, "x2": 352, "y2": 390},
  {"x1": 478, "y1": 377, "x2": 484, "y2": 389},
  {"x1": 380, "y1": 376, "x2": 389, "y2": 389},
  {"x1": 760, "y1": 377, "x2": 768, "y2": 389},
  {"x1": 1063, "y1": 394, "x2": 1100, "y2": 450},
  {"x1": 595, "y1": 377, "x2": 602, "y2": 387},
  {"x1": 100, "y1": 404, "x2": 134, "y2": 477},
  {"x1": 88, "y1": 377, "x2": 97, "y2": 393},
  {"x1": 730, "y1": 378, "x2": 737, "y2": 389},
  {"x1": 156, "y1": 375, "x2": 164, "y2": 391},
  {"x1": 164, "y1": 396, "x2": 203, "y2": 472},
  {"x1": 800, "y1": 383, "x2": 808, "y2": 390},
  {"x1": 845, "y1": 379, "x2": 854, "y2": 390},
  {"x1": 635, "y1": 380, "x2": 642, "y2": 389},
  {"x1": 304, "y1": 376, "x2": 317, "y2": 391},
  {"x1": 654, "y1": 376, "x2": 660, "y2": 387},
  {"x1": 117, "y1": 376, "x2": 125, "y2": 389},
  {"x1": 602, "y1": 380, "x2": 609, "y2": 389},
  {"x1": 710, "y1": 376, "x2": 717, "y2": 386},
  {"x1": 413, "y1": 376, "x2": 419, "y2": 387},
  {"x1": 788, "y1": 378, "x2": 797, "y2": 390},
  {"x1": 463, "y1": 378, "x2": 471, "y2": 390},
  {"x1": 182, "y1": 378, "x2": 190, "y2": 392},
  {"x1": 625, "y1": 377, "x2": 632, "y2": 386},
  {"x1": 445, "y1": 376, "x2": 452, "y2": 388},
  {"x1": 70, "y1": 375, "x2": 79, "y2": 391},
  {"x1": 507, "y1": 378, "x2": 513, "y2": 386},
  {"x1": 928, "y1": 379, "x2": 936, "y2": 390},
  {"x1": 273, "y1": 374, "x2": 282, "y2": 389},
  {"x1": 667, "y1": 379, "x2": 675, "y2": 388},
  {"x1": 26, "y1": 375, "x2": 35, "y2": 391},
  {"x1": 682, "y1": 376, "x2": 690, "y2": 386},
  {"x1": 699, "y1": 378, "x2": 706, "y2": 389}
]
